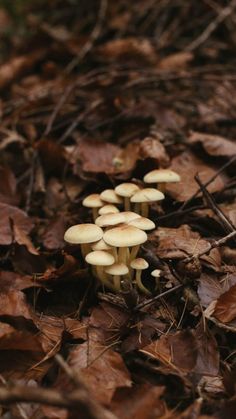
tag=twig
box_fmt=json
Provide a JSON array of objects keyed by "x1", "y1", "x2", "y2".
[
  {"x1": 135, "y1": 284, "x2": 183, "y2": 311},
  {"x1": 183, "y1": 229, "x2": 236, "y2": 263},
  {"x1": 65, "y1": 0, "x2": 108, "y2": 73},
  {"x1": 186, "y1": 0, "x2": 236, "y2": 51},
  {"x1": 178, "y1": 154, "x2": 236, "y2": 212}
]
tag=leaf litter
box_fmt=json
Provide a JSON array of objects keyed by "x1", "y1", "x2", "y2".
[{"x1": 0, "y1": 1, "x2": 236, "y2": 418}]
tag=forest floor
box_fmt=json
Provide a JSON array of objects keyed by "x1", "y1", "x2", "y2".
[{"x1": 0, "y1": 1, "x2": 236, "y2": 418}]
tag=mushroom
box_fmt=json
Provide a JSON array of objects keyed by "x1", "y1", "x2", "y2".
[
  {"x1": 82, "y1": 194, "x2": 104, "y2": 221},
  {"x1": 115, "y1": 183, "x2": 140, "y2": 211},
  {"x1": 130, "y1": 258, "x2": 150, "y2": 295},
  {"x1": 98, "y1": 205, "x2": 120, "y2": 215},
  {"x1": 103, "y1": 224, "x2": 147, "y2": 264},
  {"x1": 105, "y1": 263, "x2": 129, "y2": 292},
  {"x1": 100, "y1": 189, "x2": 122, "y2": 205},
  {"x1": 121, "y1": 211, "x2": 141, "y2": 222},
  {"x1": 95, "y1": 213, "x2": 126, "y2": 228},
  {"x1": 143, "y1": 169, "x2": 180, "y2": 192},
  {"x1": 64, "y1": 223, "x2": 103, "y2": 258},
  {"x1": 128, "y1": 216, "x2": 155, "y2": 231},
  {"x1": 85, "y1": 250, "x2": 115, "y2": 289},
  {"x1": 151, "y1": 269, "x2": 161, "y2": 289},
  {"x1": 91, "y1": 238, "x2": 117, "y2": 260},
  {"x1": 130, "y1": 188, "x2": 164, "y2": 217}
]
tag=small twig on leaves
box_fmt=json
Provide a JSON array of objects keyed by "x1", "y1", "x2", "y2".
[
  {"x1": 135, "y1": 284, "x2": 183, "y2": 311},
  {"x1": 179, "y1": 154, "x2": 236, "y2": 212},
  {"x1": 186, "y1": 0, "x2": 236, "y2": 51},
  {"x1": 65, "y1": 0, "x2": 108, "y2": 73}
]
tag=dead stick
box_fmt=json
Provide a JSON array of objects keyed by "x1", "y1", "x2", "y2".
[{"x1": 135, "y1": 284, "x2": 183, "y2": 311}]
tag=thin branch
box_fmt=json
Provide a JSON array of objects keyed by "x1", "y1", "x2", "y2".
[{"x1": 135, "y1": 284, "x2": 183, "y2": 311}]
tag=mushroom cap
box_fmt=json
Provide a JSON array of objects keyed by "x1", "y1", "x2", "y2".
[
  {"x1": 100, "y1": 189, "x2": 122, "y2": 204},
  {"x1": 95, "y1": 213, "x2": 126, "y2": 227},
  {"x1": 91, "y1": 239, "x2": 112, "y2": 251},
  {"x1": 129, "y1": 217, "x2": 155, "y2": 231},
  {"x1": 82, "y1": 194, "x2": 104, "y2": 208},
  {"x1": 115, "y1": 183, "x2": 140, "y2": 198},
  {"x1": 85, "y1": 250, "x2": 115, "y2": 266},
  {"x1": 143, "y1": 169, "x2": 181, "y2": 184},
  {"x1": 103, "y1": 225, "x2": 147, "y2": 248},
  {"x1": 151, "y1": 269, "x2": 161, "y2": 278},
  {"x1": 64, "y1": 223, "x2": 103, "y2": 244},
  {"x1": 130, "y1": 188, "x2": 164, "y2": 203},
  {"x1": 130, "y1": 258, "x2": 149, "y2": 270},
  {"x1": 121, "y1": 211, "x2": 141, "y2": 222},
  {"x1": 98, "y1": 205, "x2": 120, "y2": 215},
  {"x1": 105, "y1": 263, "x2": 129, "y2": 276}
]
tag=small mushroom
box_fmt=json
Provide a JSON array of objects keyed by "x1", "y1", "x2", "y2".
[
  {"x1": 82, "y1": 194, "x2": 104, "y2": 221},
  {"x1": 151, "y1": 269, "x2": 161, "y2": 289},
  {"x1": 130, "y1": 258, "x2": 150, "y2": 295},
  {"x1": 98, "y1": 205, "x2": 120, "y2": 215},
  {"x1": 103, "y1": 224, "x2": 147, "y2": 264},
  {"x1": 95, "y1": 213, "x2": 126, "y2": 228},
  {"x1": 128, "y1": 216, "x2": 155, "y2": 231},
  {"x1": 105, "y1": 263, "x2": 129, "y2": 291},
  {"x1": 143, "y1": 169, "x2": 180, "y2": 192},
  {"x1": 85, "y1": 250, "x2": 115, "y2": 289},
  {"x1": 64, "y1": 223, "x2": 103, "y2": 258},
  {"x1": 130, "y1": 188, "x2": 164, "y2": 217},
  {"x1": 100, "y1": 189, "x2": 122, "y2": 205},
  {"x1": 115, "y1": 183, "x2": 140, "y2": 211},
  {"x1": 92, "y1": 238, "x2": 117, "y2": 260},
  {"x1": 121, "y1": 211, "x2": 141, "y2": 222}
]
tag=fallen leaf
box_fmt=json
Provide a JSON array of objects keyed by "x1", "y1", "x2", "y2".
[
  {"x1": 0, "y1": 203, "x2": 34, "y2": 246},
  {"x1": 42, "y1": 215, "x2": 66, "y2": 250},
  {"x1": 0, "y1": 166, "x2": 18, "y2": 205},
  {"x1": 166, "y1": 151, "x2": 225, "y2": 201},
  {"x1": 189, "y1": 131, "x2": 236, "y2": 158},
  {"x1": 214, "y1": 284, "x2": 236, "y2": 323},
  {"x1": 139, "y1": 137, "x2": 170, "y2": 167},
  {"x1": 158, "y1": 51, "x2": 193, "y2": 70}
]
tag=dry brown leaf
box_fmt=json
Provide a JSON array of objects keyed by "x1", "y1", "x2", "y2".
[
  {"x1": 189, "y1": 131, "x2": 236, "y2": 157},
  {"x1": 213, "y1": 284, "x2": 236, "y2": 323},
  {"x1": 158, "y1": 51, "x2": 193, "y2": 70},
  {"x1": 0, "y1": 203, "x2": 34, "y2": 246},
  {"x1": 166, "y1": 151, "x2": 225, "y2": 201},
  {"x1": 42, "y1": 215, "x2": 66, "y2": 250},
  {"x1": 139, "y1": 137, "x2": 170, "y2": 167}
]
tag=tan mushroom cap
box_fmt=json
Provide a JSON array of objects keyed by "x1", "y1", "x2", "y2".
[
  {"x1": 98, "y1": 205, "x2": 120, "y2": 215},
  {"x1": 115, "y1": 183, "x2": 140, "y2": 198},
  {"x1": 85, "y1": 250, "x2": 115, "y2": 266},
  {"x1": 130, "y1": 258, "x2": 149, "y2": 270},
  {"x1": 100, "y1": 189, "x2": 122, "y2": 204},
  {"x1": 103, "y1": 225, "x2": 147, "y2": 248},
  {"x1": 91, "y1": 239, "x2": 112, "y2": 251},
  {"x1": 130, "y1": 188, "x2": 164, "y2": 203},
  {"x1": 129, "y1": 217, "x2": 155, "y2": 231},
  {"x1": 143, "y1": 169, "x2": 181, "y2": 184},
  {"x1": 151, "y1": 269, "x2": 161, "y2": 278},
  {"x1": 64, "y1": 223, "x2": 103, "y2": 244},
  {"x1": 82, "y1": 194, "x2": 104, "y2": 208},
  {"x1": 121, "y1": 211, "x2": 141, "y2": 222},
  {"x1": 105, "y1": 263, "x2": 129, "y2": 276},
  {"x1": 95, "y1": 213, "x2": 126, "y2": 228}
]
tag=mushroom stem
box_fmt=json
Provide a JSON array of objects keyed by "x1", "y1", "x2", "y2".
[
  {"x1": 130, "y1": 245, "x2": 140, "y2": 261},
  {"x1": 113, "y1": 275, "x2": 121, "y2": 291},
  {"x1": 81, "y1": 243, "x2": 91, "y2": 258},
  {"x1": 92, "y1": 208, "x2": 99, "y2": 221},
  {"x1": 124, "y1": 197, "x2": 130, "y2": 211},
  {"x1": 157, "y1": 183, "x2": 165, "y2": 193},
  {"x1": 134, "y1": 203, "x2": 140, "y2": 214},
  {"x1": 96, "y1": 266, "x2": 116, "y2": 291},
  {"x1": 135, "y1": 270, "x2": 151, "y2": 295},
  {"x1": 118, "y1": 247, "x2": 128, "y2": 264},
  {"x1": 141, "y1": 202, "x2": 149, "y2": 217}
]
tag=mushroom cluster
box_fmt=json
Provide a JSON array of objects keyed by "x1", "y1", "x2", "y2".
[{"x1": 64, "y1": 169, "x2": 180, "y2": 294}]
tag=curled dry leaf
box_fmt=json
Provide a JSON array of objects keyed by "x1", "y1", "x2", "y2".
[
  {"x1": 213, "y1": 284, "x2": 236, "y2": 323},
  {"x1": 0, "y1": 203, "x2": 34, "y2": 246},
  {"x1": 42, "y1": 214, "x2": 66, "y2": 250},
  {"x1": 189, "y1": 131, "x2": 236, "y2": 158},
  {"x1": 139, "y1": 137, "x2": 170, "y2": 167},
  {"x1": 166, "y1": 151, "x2": 225, "y2": 201}
]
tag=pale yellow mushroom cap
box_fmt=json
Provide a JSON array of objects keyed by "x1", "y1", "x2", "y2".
[
  {"x1": 105, "y1": 263, "x2": 129, "y2": 276},
  {"x1": 143, "y1": 169, "x2": 180, "y2": 184},
  {"x1": 85, "y1": 250, "x2": 115, "y2": 266},
  {"x1": 98, "y1": 205, "x2": 120, "y2": 215},
  {"x1": 151, "y1": 269, "x2": 161, "y2": 278},
  {"x1": 95, "y1": 213, "x2": 126, "y2": 228},
  {"x1": 103, "y1": 225, "x2": 147, "y2": 248},
  {"x1": 82, "y1": 194, "x2": 104, "y2": 208},
  {"x1": 91, "y1": 239, "x2": 112, "y2": 251},
  {"x1": 130, "y1": 188, "x2": 164, "y2": 203},
  {"x1": 130, "y1": 258, "x2": 149, "y2": 270},
  {"x1": 64, "y1": 223, "x2": 103, "y2": 244},
  {"x1": 129, "y1": 217, "x2": 155, "y2": 231},
  {"x1": 115, "y1": 183, "x2": 140, "y2": 198},
  {"x1": 121, "y1": 211, "x2": 141, "y2": 222},
  {"x1": 100, "y1": 189, "x2": 122, "y2": 204}
]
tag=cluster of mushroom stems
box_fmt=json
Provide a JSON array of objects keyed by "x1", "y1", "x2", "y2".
[{"x1": 64, "y1": 169, "x2": 180, "y2": 295}]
